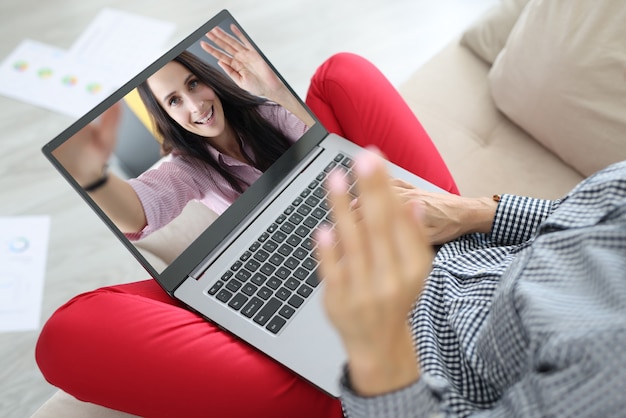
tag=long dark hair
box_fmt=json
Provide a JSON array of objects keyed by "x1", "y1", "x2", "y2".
[{"x1": 137, "y1": 50, "x2": 292, "y2": 194}]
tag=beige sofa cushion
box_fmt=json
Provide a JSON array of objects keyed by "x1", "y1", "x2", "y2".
[
  {"x1": 399, "y1": 40, "x2": 583, "y2": 200},
  {"x1": 134, "y1": 200, "x2": 218, "y2": 268},
  {"x1": 489, "y1": 0, "x2": 626, "y2": 177},
  {"x1": 460, "y1": 0, "x2": 530, "y2": 64}
]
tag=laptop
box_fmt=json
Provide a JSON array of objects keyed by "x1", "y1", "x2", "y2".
[{"x1": 42, "y1": 9, "x2": 443, "y2": 397}]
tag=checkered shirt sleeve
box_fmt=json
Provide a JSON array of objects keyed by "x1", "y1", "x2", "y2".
[{"x1": 340, "y1": 161, "x2": 626, "y2": 418}]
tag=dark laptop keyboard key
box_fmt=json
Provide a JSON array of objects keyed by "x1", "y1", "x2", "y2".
[
  {"x1": 312, "y1": 187, "x2": 326, "y2": 199},
  {"x1": 286, "y1": 234, "x2": 302, "y2": 247},
  {"x1": 269, "y1": 253, "x2": 285, "y2": 266},
  {"x1": 241, "y1": 297, "x2": 264, "y2": 318},
  {"x1": 284, "y1": 277, "x2": 299, "y2": 290},
  {"x1": 305, "y1": 196, "x2": 320, "y2": 207},
  {"x1": 301, "y1": 238, "x2": 314, "y2": 251},
  {"x1": 279, "y1": 305, "x2": 295, "y2": 319},
  {"x1": 294, "y1": 226, "x2": 310, "y2": 238},
  {"x1": 250, "y1": 273, "x2": 267, "y2": 286},
  {"x1": 253, "y1": 249, "x2": 270, "y2": 262},
  {"x1": 266, "y1": 316, "x2": 287, "y2": 334},
  {"x1": 279, "y1": 222, "x2": 295, "y2": 234},
  {"x1": 275, "y1": 266, "x2": 290, "y2": 279},
  {"x1": 226, "y1": 278, "x2": 243, "y2": 292},
  {"x1": 305, "y1": 269, "x2": 321, "y2": 288},
  {"x1": 257, "y1": 287, "x2": 273, "y2": 300},
  {"x1": 302, "y1": 257, "x2": 316, "y2": 271},
  {"x1": 297, "y1": 284, "x2": 313, "y2": 298},
  {"x1": 284, "y1": 257, "x2": 299, "y2": 270},
  {"x1": 275, "y1": 287, "x2": 291, "y2": 301},
  {"x1": 260, "y1": 263, "x2": 276, "y2": 276},
  {"x1": 262, "y1": 240, "x2": 278, "y2": 253},
  {"x1": 296, "y1": 205, "x2": 312, "y2": 217},
  {"x1": 228, "y1": 293, "x2": 248, "y2": 311},
  {"x1": 287, "y1": 294, "x2": 304, "y2": 308},
  {"x1": 272, "y1": 230, "x2": 288, "y2": 243},
  {"x1": 235, "y1": 269, "x2": 252, "y2": 282},
  {"x1": 278, "y1": 243, "x2": 293, "y2": 256},
  {"x1": 293, "y1": 248, "x2": 308, "y2": 260},
  {"x1": 266, "y1": 277, "x2": 281, "y2": 290},
  {"x1": 241, "y1": 283, "x2": 258, "y2": 296},
  {"x1": 253, "y1": 297, "x2": 282, "y2": 326},
  {"x1": 216, "y1": 289, "x2": 233, "y2": 303},
  {"x1": 244, "y1": 259, "x2": 261, "y2": 272},
  {"x1": 293, "y1": 267, "x2": 309, "y2": 281},
  {"x1": 239, "y1": 251, "x2": 252, "y2": 262},
  {"x1": 208, "y1": 280, "x2": 224, "y2": 295},
  {"x1": 303, "y1": 216, "x2": 318, "y2": 229}
]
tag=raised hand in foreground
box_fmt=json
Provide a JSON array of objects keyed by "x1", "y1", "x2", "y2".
[{"x1": 316, "y1": 149, "x2": 433, "y2": 397}]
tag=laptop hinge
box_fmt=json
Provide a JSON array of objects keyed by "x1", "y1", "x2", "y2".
[{"x1": 188, "y1": 146, "x2": 324, "y2": 280}]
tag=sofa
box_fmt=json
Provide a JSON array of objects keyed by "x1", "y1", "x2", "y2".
[{"x1": 31, "y1": 0, "x2": 626, "y2": 416}]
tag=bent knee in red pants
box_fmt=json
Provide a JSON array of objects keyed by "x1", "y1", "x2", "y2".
[{"x1": 306, "y1": 52, "x2": 459, "y2": 195}]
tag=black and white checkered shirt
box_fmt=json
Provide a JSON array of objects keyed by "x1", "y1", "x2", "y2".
[{"x1": 340, "y1": 161, "x2": 626, "y2": 417}]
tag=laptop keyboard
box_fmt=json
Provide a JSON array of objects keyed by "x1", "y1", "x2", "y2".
[{"x1": 206, "y1": 153, "x2": 356, "y2": 334}]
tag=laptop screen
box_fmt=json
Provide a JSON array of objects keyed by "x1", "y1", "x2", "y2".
[{"x1": 43, "y1": 10, "x2": 327, "y2": 292}]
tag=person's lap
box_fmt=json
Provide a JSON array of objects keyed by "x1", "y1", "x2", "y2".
[
  {"x1": 36, "y1": 279, "x2": 343, "y2": 417},
  {"x1": 35, "y1": 53, "x2": 457, "y2": 417}
]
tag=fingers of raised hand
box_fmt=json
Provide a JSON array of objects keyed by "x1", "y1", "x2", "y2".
[
  {"x1": 200, "y1": 40, "x2": 230, "y2": 62},
  {"x1": 206, "y1": 26, "x2": 246, "y2": 57},
  {"x1": 356, "y1": 151, "x2": 425, "y2": 273},
  {"x1": 326, "y1": 168, "x2": 367, "y2": 281},
  {"x1": 325, "y1": 151, "x2": 432, "y2": 301}
]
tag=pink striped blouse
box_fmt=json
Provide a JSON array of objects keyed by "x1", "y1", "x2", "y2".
[{"x1": 126, "y1": 103, "x2": 308, "y2": 240}]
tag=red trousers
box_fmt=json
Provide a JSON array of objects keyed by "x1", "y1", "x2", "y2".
[{"x1": 36, "y1": 53, "x2": 457, "y2": 417}]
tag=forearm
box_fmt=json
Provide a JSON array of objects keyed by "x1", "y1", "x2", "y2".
[
  {"x1": 88, "y1": 174, "x2": 147, "y2": 234},
  {"x1": 267, "y1": 86, "x2": 315, "y2": 128}
]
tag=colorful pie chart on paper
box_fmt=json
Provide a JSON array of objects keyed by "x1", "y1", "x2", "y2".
[
  {"x1": 37, "y1": 68, "x2": 53, "y2": 79},
  {"x1": 8, "y1": 236, "x2": 29, "y2": 253},
  {"x1": 86, "y1": 82, "x2": 102, "y2": 94},
  {"x1": 13, "y1": 60, "x2": 29, "y2": 72},
  {"x1": 61, "y1": 75, "x2": 78, "y2": 86}
]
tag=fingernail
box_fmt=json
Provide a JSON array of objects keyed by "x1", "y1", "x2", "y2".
[
  {"x1": 315, "y1": 225, "x2": 334, "y2": 247},
  {"x1": 354, "y1": 150, "x2": 378, "y2": 177},
  {"x1": 327, "y1": 169, "x2": 347, "y2": 193}
]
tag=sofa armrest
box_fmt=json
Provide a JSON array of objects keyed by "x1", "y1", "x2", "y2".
[{"x1": 31, "y1": 390, "x2": 139, "y2": 418}]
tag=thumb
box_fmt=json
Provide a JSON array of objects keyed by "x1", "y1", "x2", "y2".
[{"x1": 97, "y1": 102, "x2": 121, "y2": 153}]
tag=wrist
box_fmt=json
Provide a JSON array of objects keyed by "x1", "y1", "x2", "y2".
[
  {"x1": 83, "y1": 166, "x2": 109, "y2": 192},
  {"x1": 464, "y1": 196, "x2": 498, "y2": 234},
  {"x1": 347, "y1": 326, "x2": 420, "y2": 397}
]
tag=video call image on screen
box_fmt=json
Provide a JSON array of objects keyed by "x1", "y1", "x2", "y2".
[{"x1": 52, "y1": 17, "x2": 312, "y2": 272}]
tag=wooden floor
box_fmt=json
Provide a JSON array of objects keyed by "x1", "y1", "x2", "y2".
[{"x1": 0, "y1": 0, "x2": 496, "y2": 416}]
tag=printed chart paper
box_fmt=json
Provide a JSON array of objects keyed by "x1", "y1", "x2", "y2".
[
  {"x1": 0, "y1": 216, "x2": 50, "y2": 332},
  {"x1": 0, "y1": 9, "x2": 175, "y2": 118}
]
